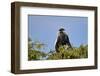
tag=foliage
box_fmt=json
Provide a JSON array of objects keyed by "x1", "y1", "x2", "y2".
[
  {"x1": 32, "y1": 41, "x2": 45, "y2": 51},
  {"x1": 28, "y1": 37, "x2": 33, "y2": 50},
  {"x1": 28, "y1": 49, "x2": 46, "y2": 60},
  {"x1": 28, "y1": 37, "x2": 88, "y2": 60},
  {"x1": 47, "y1": 45, "x2": 88, "y2": 60},
  {"x1": 28, "y1": 37, "x2": 47, "y2": 60}
]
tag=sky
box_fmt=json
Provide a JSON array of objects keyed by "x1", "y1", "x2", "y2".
[{"x1": 28, "y1": 15, "x2": 88, "y2": 53}]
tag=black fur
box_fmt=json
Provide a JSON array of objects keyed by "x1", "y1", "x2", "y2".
[{"x1": 55, "y1": 29, "x2": 72, "y2": 52}]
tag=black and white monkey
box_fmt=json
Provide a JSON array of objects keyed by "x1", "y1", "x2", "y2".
[{"x1": 55, "y1": 28, "x2": 72, "y2": 52}]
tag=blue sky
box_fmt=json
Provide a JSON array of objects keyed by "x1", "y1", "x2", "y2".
[{"x1": 28, "y1": 15, "x2": 88, "y2": 53}]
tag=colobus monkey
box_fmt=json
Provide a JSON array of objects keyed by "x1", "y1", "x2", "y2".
[{"x1": 55, "y1": 28, "x2": 72, "y2": 52}]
